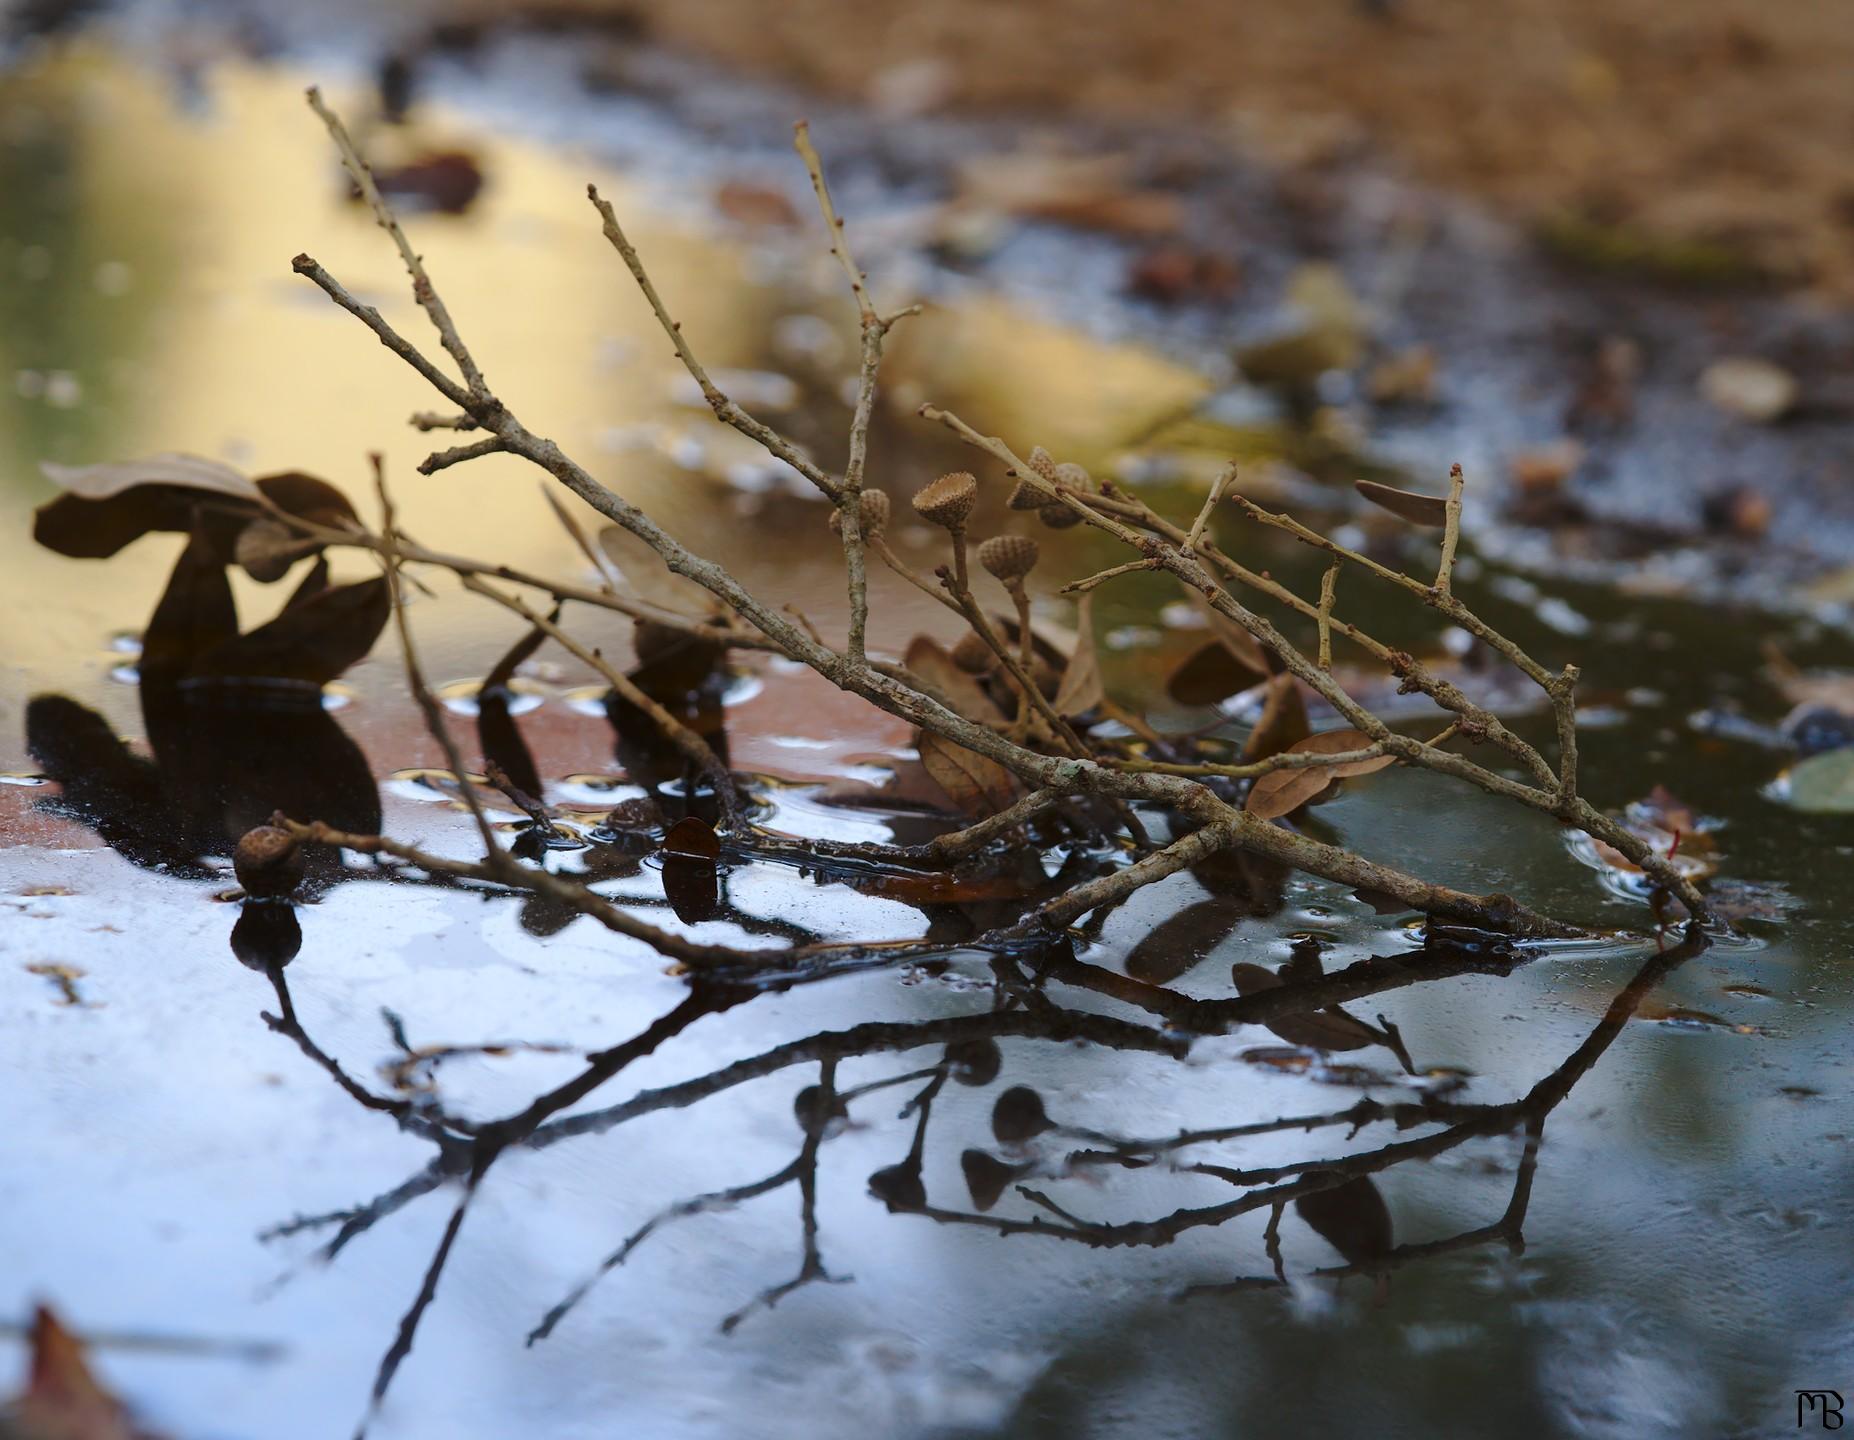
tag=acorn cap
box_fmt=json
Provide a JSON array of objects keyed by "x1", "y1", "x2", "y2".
[
  {"x1": 978, "y1": 534, "x2": 1040, "y2": 583},
  {"x1": 828, "y1": 487, "x2": 891, "y2": 537},
  {"x1": 950, "y1": 630, "x2": 997, "y2": 674},
  {"x1": 1054, "y1": 461, "x2": 1093, "y2": 491},
  {"x1": 234, "y1": 825, "x2": 303, "y2": 899},
  {"x1": 1037, "y1": 502, "x2": 1083, "y2": 529},
  {"x1": 1026, "y1": 446, "x2": 1059, "y2": 484},
  {"x1": 1006, "y1": 477, "x2": 1047, "y2": 511},
  {"x1": 911, "y1": 472, "x2": 978, "y2": 530}
]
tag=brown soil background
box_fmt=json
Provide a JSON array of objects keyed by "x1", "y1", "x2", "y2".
[{"x1": 514, "y1": 0, "x2": 1854, "y2": 297}]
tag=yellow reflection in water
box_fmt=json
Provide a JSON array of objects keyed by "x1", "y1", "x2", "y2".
[{"x1": 0, "y1": 44, "x2": 1206, "y2": 697}]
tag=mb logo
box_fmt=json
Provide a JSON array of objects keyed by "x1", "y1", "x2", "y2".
[{"x1": 1798, "y1": 1390, "x2": 1845, "y2": 1429}]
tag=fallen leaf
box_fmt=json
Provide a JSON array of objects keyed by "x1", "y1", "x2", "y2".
[
  {"x1": 954, "y1": 151, "x2": 1183, "y2": 236},
  {"x1": 714, "y1": 180, "x2": 800, "y2": 227},
  {"x1": 1354, "y1": 479, "x2": 1446, "y2": 527},
  {"x1": 1785, "y1": 748, "x2": 1854, "y2": 813},
  {"x1": 918, "y1": 731, "x2": 1021, "y2": 818},
  {"x1": 1052, "y1": 593, "x2": 1105, "y2": 718},
  {"x1": 1699, "y1": 355, "x2": 1797, "y2": 423},
  {"x1": 41, "y1": 453, "x2": 258, "y2": 505},
  {"x1": 12, "y1": 1304, "x2": 144, "y2": 1440},
  {"x1": 905, "y1": 636, "x2": 1006, "y2": 725},
  {"x1": 370, "y1": 150, "x2": 485, "y2": 215},
  {"x1": 1126, "y1": 246, "x2": 1240, "y2": 303},
  {"x1": 1245, "y1": 728, "x2": 1392, "y2": 819},
  {"x1": 1240, "y1": 674, "x2": 1311, "y2": 764},
  {"x1": 1365, "y1": 346, "x2": 1438, "y2": 406},
  {"x1": 1166, "y1": 639, "x2": 1267, "y2": 707}
]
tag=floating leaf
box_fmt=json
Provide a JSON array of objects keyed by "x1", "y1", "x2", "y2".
[
  {"x1": 1240, "y1": 674, "x2": 1311, "y2": 764},
  {"x1": 1231, "y1": 962, "x2": 1381, "y2": 1051},
  {"x1": 1786, "y1": 748, "x2": 1854, "y2": 813},
  {"x1": 918, "y1": 731, "x2": 1020, "y2": 819},
  {"x1": 1052, "y1": 593, "x2": 1105, "y2": 718},
  {"x1": 1246, "y1": 728, "x2": 1392, "y2": 820},
  {"x1": 1167, "y1": 639, "x2": 1267, "y2": 706},
  {"x1": 1294, "y1": 1173, "x2": 1393, "y2": 1266},
  {"x1": 1354, "y1": 479, "x2": 1447, "y2": 527}
]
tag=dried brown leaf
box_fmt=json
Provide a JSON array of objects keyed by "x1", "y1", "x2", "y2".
[
  {"x1": 1239, "y1": 674, "x2": 1312, "y2": 764},
  {"x1": 1052, "y1": 593, "x2": 1105, "y2": 718},
  {"x1": 1245, "y1": 728, "x2": 1391, "y2": 820},
  {"x1": 1167, "y1": 639, "x2": 1267, "y2": 707},
  {"x1": 41, "y1": 453, "x2": 259, "y2": 505},
  {"x1": 918, "y1": 730, "x2": 1021, "y2": 818},
  {"x1": 14, "y1": 1304, "x2": 142, "y2": 1440},
  {"x1": 1354, "y1": 479, "x2": 1447, "y2": 527},
  {"x1": 905, "y1": 635, "x2": 1007, "y2": 724}
]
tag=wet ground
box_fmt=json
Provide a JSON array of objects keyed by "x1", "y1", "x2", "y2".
[{"x1": 2, "y1": 24, "x2": 1853, "y2": 1440}]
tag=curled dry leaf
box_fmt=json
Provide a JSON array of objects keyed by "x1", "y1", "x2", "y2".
[
  {"x1": 1245, "y1": 727, "x2": 1393, "y2": 820},
  {"x1": 1240, "y1": 674, "x2": 1312, "y2": 764},
  {"x1": 1051, "y1": 592, "x2": 1105, "y2": 718},
  {"x1": 918, "y1": 730, "x2": 1021, "y2": 819},
  {"x1": 41, "y1": 452, "x2": 259, "y2": 505},
  {"x1": 1231, "y1": 962, "x2": 1381, "y2": 1051},
  {"x1": 1354, "y1": 479, "x2": 1447, "y2": 527},
  {"x1": 1591, "y1": 785, "x2": 1718, "y2": 881}
]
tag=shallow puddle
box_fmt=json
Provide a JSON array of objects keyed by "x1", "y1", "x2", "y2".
[{"x1": 2, "y1": 37, "x2": 1852, "y2": 1440}]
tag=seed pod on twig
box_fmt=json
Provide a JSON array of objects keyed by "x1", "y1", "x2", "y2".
[
  {"x1": 234, "y1": 825, "x2": 303, "y2": 899},
  {"x1": 1006, "y1": 477, "x2": 1047, "y2": 511},
  {"x1": 978, "y1": 534, "x2": 1040, "y2": 584},
  {"x1": 1037, "y1": 501, "x2": 1082, "y2": 529},
  {"x1": 950, "y1": 630, "x2": 996, "y2": 674},
  {"x1": 1026, "y1": 447, "x2": 1059, "y2": 484},
  {"x1": 828, "y1": 486, "x2": 891, "y2": 537},
  {"x1": 1053, "y1": 461, "x2": 1093, "y2": 491},
  {"x1": 912, "y1": 472, "x2": 978, "y2": 531}
]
